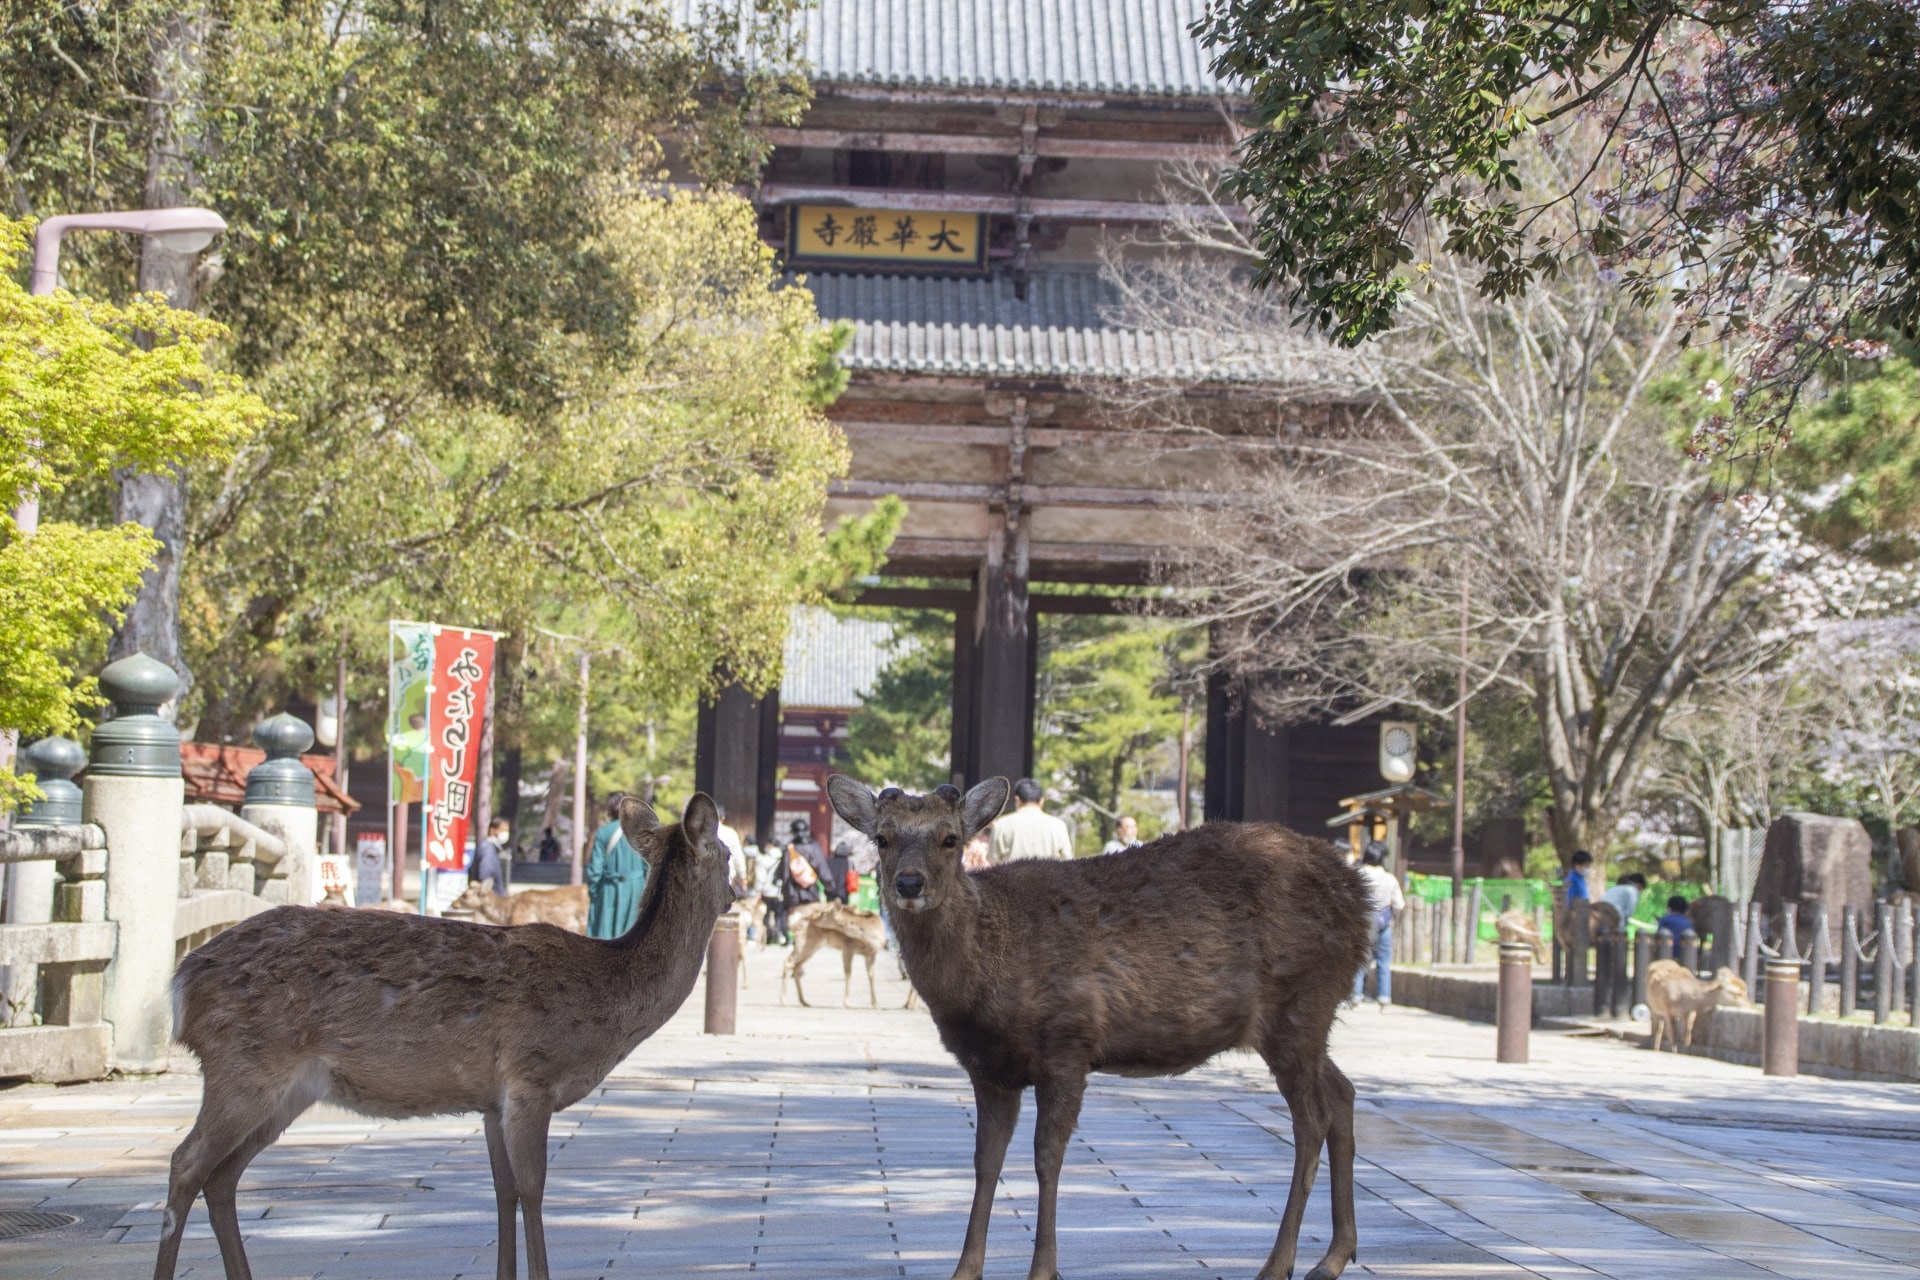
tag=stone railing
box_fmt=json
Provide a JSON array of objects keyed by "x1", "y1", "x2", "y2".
[{"x1": 0, "y1": 655, "x2": 319, "y2": 1084}]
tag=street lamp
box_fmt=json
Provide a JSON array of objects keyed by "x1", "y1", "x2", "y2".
[{"x1": 12, "y1": 207, "x2": 227, "y2": 540}]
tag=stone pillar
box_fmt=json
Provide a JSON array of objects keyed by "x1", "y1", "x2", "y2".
[
  {"x1": 696, "y1": 684, "x2": 778, "y2": 843},
  {"x1": 964, "y1": 536, "x2": 1034, "y2": 787},
  {"x1": 949, "y1": 596, "x2": 977, "y2": 788},
  {"x1": 4, "y1": 737, "x2": 86, "y2": 1020},
  {"x1": 85, "y1": 655, "x2": 185, "y2": 1073},
  {"x1": 242, "y1": 712, "x2": 319, "y2": 906}
]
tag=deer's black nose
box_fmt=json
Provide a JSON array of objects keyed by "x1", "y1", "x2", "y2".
[{"x1": 895, "y1": 871, "x2": 926, "y2": 899}]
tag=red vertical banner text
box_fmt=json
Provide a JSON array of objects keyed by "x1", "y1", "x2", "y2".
[{"x1": 423, "y1": 628, "x2": 496, "y2": 871}]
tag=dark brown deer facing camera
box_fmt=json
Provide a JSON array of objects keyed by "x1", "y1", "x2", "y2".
[
  {"x1": 826, "y1": 774, "x2": 1374, "y2": 1280},
  {"x1": 154, "y1": 794, "x2": 735, "y2": 1280}
]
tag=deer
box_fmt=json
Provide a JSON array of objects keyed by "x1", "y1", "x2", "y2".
[
  {"x1": 1495, "y1": 909, "x2": 1549, "y2": 963},
  {"x1": 782, "y1": 900, "x2": 889, "y2": 1008},
  {"x1": 826, "y1": 774, "x2": 1373, "y2": 1280},
  {"x1": 153, "y1": 793, "x2": 733, "y2": 1280},
  {"x1": 1646, "y1": 960, "x2": 1750, "y2": 1052},
  {"x1": 446, "y1": 880, "x2": 589, "y2": 933}
]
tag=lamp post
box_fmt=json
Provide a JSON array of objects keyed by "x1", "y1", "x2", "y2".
[{"x1": 14, "y1": 207, "x2": 227, "y2": 541}]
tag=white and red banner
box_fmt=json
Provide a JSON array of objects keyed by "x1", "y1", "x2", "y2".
[{"x1": 422, "y1": 628, "x2": 497, "y2": 871}]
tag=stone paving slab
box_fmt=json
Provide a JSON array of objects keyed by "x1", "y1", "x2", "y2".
[{"x1": 2, "y1": 941, "x2": 1919, "y2": 1277}]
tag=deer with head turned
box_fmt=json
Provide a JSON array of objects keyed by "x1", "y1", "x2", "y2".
[
  {"x1": 447, "y1": 881, "x2": 588, "y2": 933},
  {"x1": 826, "y1": 774, "x2": 1373, "y2": 1280},
  {"x1": 1646, "y1": 959, "x2": 1750, "y2": 1052},
  {"x1": 782, "y1": 900, "x2": 888, "y2": 1007},
  {"x1": 153, "y1": 793, "x2": 733, "y2": 1280}
]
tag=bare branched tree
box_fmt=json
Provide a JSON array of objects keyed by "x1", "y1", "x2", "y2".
[{"x1": 1105, "y1": 140, "x2": 1819, "y2": 867}]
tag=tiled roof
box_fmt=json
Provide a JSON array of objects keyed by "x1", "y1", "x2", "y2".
[
  {"x1": 803, "y1": 269, "x2": 1308, "y2": 382},
  {"x1": 690, "y1": 0, "x2": 1239, "y2": 99},
  {"x1": 797, "y1": 0, "x2": 1236, "y2": 98},
  {"x1": 781, "y1": 607, "x2": 900, "y2": 709}
]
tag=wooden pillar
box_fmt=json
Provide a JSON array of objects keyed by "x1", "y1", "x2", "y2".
[
  {"x1": 949, "y1": 596, "x2": 977, "y2": 788},
  {"x1": 964, "y1": 534, "x2": 1033, "y2": 786},
  {"x1": 696, "y1": 683, "x2": 778, "y2": 840},
  {"x1": 1203, "y1": 667, "x2": 1243, "y2": 822}
]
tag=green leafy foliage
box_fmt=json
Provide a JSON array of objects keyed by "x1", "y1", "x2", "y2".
[
  {"x1": 1197, "y1": 0, "x2": 1920, "y2": 446},
  {"x1": 838, "y1": 609, "x2": 954, "y2": 792},
  {"x1": 1779, "y1": 342, "x2": 1920, "y2": 564},
  {"x1": 0, "y1": 216, "x2": 269, "y2": 806}
]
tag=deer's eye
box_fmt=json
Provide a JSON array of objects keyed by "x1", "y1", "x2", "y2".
[
  {"x1": 942, "y1": 833, "x2": 958, "y2": 849},
  {"x1": 875, "y1": 836, "x2": 889, "y2": 850}
]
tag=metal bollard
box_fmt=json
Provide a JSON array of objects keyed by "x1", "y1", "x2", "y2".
[
  {"x1": 704, "y1": 915, "x2": 740, "y2": 1034},
  {"x1": 1655, "y1": 928, "x2": 1674, "y2": 961},
  {"x1": 1594, "y1": 931, "x2": 1615, "y2": 1015},
  {"x1": 1762, "y1": 959, "x2": 1800, "y2": 1077},
  {"x1": 1431, "y1": 897, "x2": 1445, "y2": 966},
  {"x1": 1875, "y1": 903, "x2": 1894, "y2": 1025},
  {"x1": 1632, "y1": 932, "x2": 1651, "y2": 1012},
  {"x1": 1840, "y1": 905, "x2": 1859, "y2": 1019},
  {"x1": 1679, "y1": 929, "x2": 1700, "y2": 975},
  {"x1": 1497, "y1": 942, "x2": 1533, "y2": 1063}
]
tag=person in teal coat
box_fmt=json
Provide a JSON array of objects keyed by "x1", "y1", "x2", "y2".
[{"x1": 586, "y1": 793, "x2": 649, "y2": 939}]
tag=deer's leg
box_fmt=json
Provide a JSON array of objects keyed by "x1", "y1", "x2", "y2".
[
  {"x1": 1028, "y1": 1073, "x2": 1087, "y2": 1280},
  {"x1": 1303, "y1": 1066, "x2": 1358, "y2": 1280},
  {"x1": 485, "y1": 1110, "x2": 520, "y2": 1280},
  {"x1": 152, "y1": 1070, "x2": 295, "y2": 1280},
  {"x1": 842, "y1": 944, "x2": 856, "y2": 1007},
  {"x1": 198, "y1": 1075, "x2": 319, "y2": 1280},
  {"x1": 788, "y1": 928, "x2": 824, "y2": 1007},
  {"x1": 502, "y1": 1095, "x2": 555, "y2": 1280},
  {"x1": 865, "y1": 950, "x2": 879, "y2": 1008},
  {"x1": 1259, "y1": 1054, "x2": 1332, "y2": 1280},
  {"x1": 954, "y1": 1079, "x2": 1022, "y2": 1280}
]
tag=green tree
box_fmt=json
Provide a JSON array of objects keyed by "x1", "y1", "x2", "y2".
[
  {"x1": 1778, "y1": 340, "x2": 1920, "y2": 564},
  {"x1": 182, "y1": 193, "x2": 897, "y2": 749},
  {"x1": 839, "y1": 609, "x2": 954, "y2": 792},
  {"x1": 0, "y1": 215, "x2": 269, "y2": 806},
  {"x1": 1035, "y1": 617, "x2": 1192, "y2": 851},
  {"x1": 1198, "y1": 0, "x2": 1920, "y2": 447}
]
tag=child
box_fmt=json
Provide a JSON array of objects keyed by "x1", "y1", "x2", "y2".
[
  {"x1": 1565, "y1": 849, "x2": 1593, "y2": 902},
  {"x1": 1656, "y1": 894, "x2": 1695, "y2": 941}
]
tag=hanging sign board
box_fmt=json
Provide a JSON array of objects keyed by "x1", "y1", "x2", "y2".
[{"x1": 788, "y1": 205, "x2": 987, "y2": 272}]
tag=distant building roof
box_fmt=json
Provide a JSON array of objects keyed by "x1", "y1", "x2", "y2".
[
  {"x1": 798, "y1": 0, "x2": 1237, "y2": 98},
  {"x1": 782, "y1": 607, "x2": 899, "y2": 709},
  {"x1": 805, "y1": 269, "x2": 1313, "y2": 382}
]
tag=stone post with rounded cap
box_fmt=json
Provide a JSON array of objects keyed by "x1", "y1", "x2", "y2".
[
  {"x1": 84, "y1": 654, "x2": 185, "y2": 1073},
  {"x1": 2, "y1": 736, "x2": 88, "y2": 1019},
  {"x1": 242, "y1": 712, "x2": 319, "y2": 906}
]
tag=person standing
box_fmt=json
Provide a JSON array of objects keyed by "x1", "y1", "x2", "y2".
[
  {"x1": 988, "y1": 778, "x2": 1074, "y2": 863},
  {"x1": 714, "y1": 804, "x2": 748, "y2": 893},
  {"x1": 1602, "y1": 872, "x2": 1647, "y2": 925},
  {"x1": 1100, "y1": 815, "x2": 1141, "y2": 855},
  {"x1": 823, "y1": 835, "x2": 854, "y2": 905},
  {"x1": 757, "y1": 830, "x2": 789, "y2": 944},
  {"x1": 538, "y1": 827, "x2": 561, "y2": 863},
  {"x1": 1565, "y1": 849, "x2": 1594, "y2": 903},
  {"x1": 782, "y1": 818, "x2": 831, "y2": 913},
  {"x1": 1353, "y1": 842, "x2": 1406, "y2": 1007},
  {"x1": 586, "y1": 793, "x2": 649, "y2": 939},
  {"x1": 468, "y1": 816, "x2": 508, "y2": 895}
]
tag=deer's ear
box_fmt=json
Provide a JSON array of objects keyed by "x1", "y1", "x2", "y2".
[
  {"x1": 826, "y1": 774, "x2": 878, "y2": 835},
  {"x1": 618, "y1": 797, "x2": 660, "y2": 848},
  {"x1": 961, "y1": 777, "x2": 1010, "y2": 836},
  {"x1": 682, "y1": 793, "x2": 720, "y2": 848}
]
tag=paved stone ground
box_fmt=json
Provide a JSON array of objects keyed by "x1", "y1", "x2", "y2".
[{"x1": 4, "y1": 940, "x2": 1920, "y2": 1279}]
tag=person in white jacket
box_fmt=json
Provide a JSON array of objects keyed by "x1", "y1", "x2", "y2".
[{"x1": 1353, "y1": 842, "x2": 1407, "y2": 1006}]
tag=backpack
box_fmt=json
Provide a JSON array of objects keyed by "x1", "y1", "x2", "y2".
[
  {"x1": 845, "y1": 867, "x2": 860, "y2": 896},
  {"x1": 786, "y1": 844, "x2": 817, "y2": 890}
]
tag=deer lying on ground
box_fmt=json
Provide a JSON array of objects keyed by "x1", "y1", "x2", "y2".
[
  {"x1": 782, "y1": 900, "x2": 888, "y2": 1008},
  {"x1": 827, "y1": 774, "x2": 1372, "y2": 1280},
  {"x1": 446, "y1": 881, "x2": 589, "y2": 933},
  {"x1": 1496, "y1": 909, "x2": 1549, "y2": 962},
  {"x1": 1646, "y1": 960, "x2": 1750, "y2": 1052},
  {"x1": 154, "y1": 794, "x2": 733, "y2": 1280}
]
